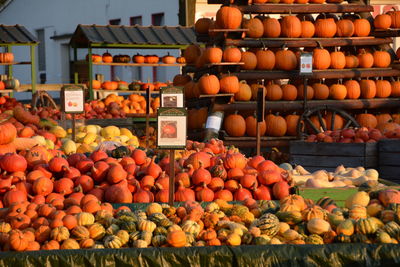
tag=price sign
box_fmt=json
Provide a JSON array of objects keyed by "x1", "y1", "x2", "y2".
[
  {"x1": 157, "y1": 107, "x2": 187, "y2": 149},
  {"x1": 61, "y1": 85, "x2": 85, "y2": 114},
  {"x1": 300, "y1": 52, "x2": 313, "y2": 75},
  {"x1": 160, "y1": 86, "x2": 184, "y2": 108}
]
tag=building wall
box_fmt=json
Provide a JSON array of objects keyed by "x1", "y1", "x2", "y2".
[{"x1": 0, "y1": 0, "x2": 181, "y2": 87}]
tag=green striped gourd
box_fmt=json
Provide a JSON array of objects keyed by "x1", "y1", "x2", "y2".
[
  {"x1": 254, "y1": 213, "x2": 280, "y2": 237},
  {"x1": 305, "y1": 234, "x2": 324, "y2": 244},
  {"x1": 356, "y1": 218, "x2": 378, "y2": 235}
]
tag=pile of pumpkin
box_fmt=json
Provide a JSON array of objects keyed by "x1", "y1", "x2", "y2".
[
  {"x1": 195, "y1": 6, "x2": 400, "y2": 38},
  {"x1": 0, "y1": 136, "x2": 292, "y2": 207},
  {"x1": 2, "y1": 188, "x2": 400, "y2": 251},
  {"x1": 88, "y1": 79, "x2": 170, "y2": 91},
  {"x1": 86, "y1": 52, "x2": 184, "y2": 65}
]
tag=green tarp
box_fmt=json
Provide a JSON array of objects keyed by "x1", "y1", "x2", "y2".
[{"x1": 1, "y1": 244, "x2": 399, "y2": 267}]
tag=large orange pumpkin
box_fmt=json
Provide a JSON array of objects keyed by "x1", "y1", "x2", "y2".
[
  {"x1": 245, "y1": 114, "x2": 266, "y2": 137},
  {"x1": 336, "y1": 19, "x2": 354, "y2": 37},
  {"x1": 263, "y1": 17, "x2": 281, "y2": 38},
  {"x1": 345, "y1": 80, "x2": 361, "y2": 99},
  {"x1": 265, "y1": 114, "x2": 287, "y2": 137},
  {"x1": 195, "y1": 18, "x2": 213, "y2": 34},
  {"x1": 360, "y1": 79, "x2": 376, "y2": 99},
  {"x1": 204, "y1": 47, "x2": 223, "y2": 64},
  {"x1": 0, "y1": 123, "x2": 17, "y2": 145},
  {"x1": 356, "y1": 113, "x2": 378, "y2": 128},
  {"x1": 315, "y1": 18, "x2": 337, "y2": 37},
  {"x1": 241, "y1": 51, "x2": 257, "y2": 70},
  {"x1": 275, "y1": 49, "x2": 297, "y2": 71},
  {"x1": 198, "y1": 74, "x2": 220, "y2": 95},
  {"x1": 312, "y1": 83, "x2": 330, "y2": 100},
  {"x1": 375, "y1": 79, "x2": 391, "y2": 98},
  {"x1": 282, "y1": 84, "x2": 298, "y2": 101},
  {"x1": 373, "y1": 51, "x2": 391, "y2": 68},
  {"x1": 265, "y1": 83, "x2": 283, "y2": 101},
  {"x1": 301, "y1": 20, "x2": 315, "y2": 38},
  {"x1": 374, "y1": 14, "x2": 392, "y2": 29},
  {"x1": 329, "y1": 83, "x2": 347, "y2": 100},
  {"x1": 325, "y1": 113, "x2": 344, "y2": 130},
  {"x1": 216, "y1": 6, "x2": 242, "y2": 29},
  {"x1": 330, "y1": 50, "x2": 346, "y2": 69},
  {"x1": 184, "y1": 45, "x2": 202, "y2": 64},
  {"x1": 224, "y1": 113, "x2": 246, "y2": 137},
  {"x1": 345, "y1": 54, "x2": 359, "y2": 68},
  {"x1": 286, "y1": 114, "x2": 300, "y2": 136},
  {"x1": 220, "y1": 75, "x2": 239, "y2": 94},
  {"x1": 353, "y1": 18, "x2": 371, "y2": 37},
  {"x1": 387, "y1": 7, "x2": 400, "y2": 28},
  {"x1": 313, "y1": 47, "x2": 331, "y2": 70},
  {"x1": 256, "y1": 50, "x2": 275, "y2": 70},
  {"x1": 243, "y1": 18, "x2": 264, "y2": 38},
  {"x1": 357, "y1": 49, "x2": 374, "y2": 68},
  {"x1": 281, "y1": 15, "x2": 302, "y2": 38},
  {"x1": 223, "y1": 47, "x2": 242, "y2": 63},
  {"x1": 234, "y1": 81, "x2": 252, "y2": 101}
]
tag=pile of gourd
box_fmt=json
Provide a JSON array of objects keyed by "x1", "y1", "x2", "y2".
[
  {"x1": 283, "y1": 164, "x2": 380, "y2": 188},
  {"x1": 2, "y1": 187, "x2": 400, "y2": 251}
]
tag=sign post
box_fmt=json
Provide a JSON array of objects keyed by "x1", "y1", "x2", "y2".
[
  {"x1": 160, "y1": 86, "x2": 184, "y2": 108},
  {"x1": 256, "y1": 86, "x2": 265, "y2": 156},
  {"x1": 157, "y1": 108, "x2": 187, "y2": 206},
  {"x1": 61, "y1": 85, "x2": 85, "y2": 142}
]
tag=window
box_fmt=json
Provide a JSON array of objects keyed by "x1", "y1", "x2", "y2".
[
  {"x1": 130, "y1": 16, "x2": 142, "y2": 26},
  {"x1": 152, "y1": 13, "x2": 164, "y2": 26},
  {"x1": 36, "y1": 29, "x2": 46, "y2": 71},
  {"x1": 109, "y1": 19, "x2": 121, "y2": 25}
]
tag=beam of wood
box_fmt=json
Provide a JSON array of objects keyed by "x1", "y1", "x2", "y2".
[
  {"x1": 234, "y1": 68, "x2": 400, "y2": 80},
  {"x1": 236, "y1": 4, "x2": 373, "y2": 14},
  {"x1": 93, "y1": 62, "x2": 186, "y2": 67},
  {"x1": 225, "y1": 37, "x2": 393, "y2": 48},
  {"x1": 372, "y1": 29, "x2": 400, "y2": 38},
  {"x1": 213, "y1": 98, "x2": 400, "y2": 112}
]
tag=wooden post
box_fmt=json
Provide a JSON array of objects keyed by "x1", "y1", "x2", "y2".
[
  {"x1": 72, "y1": 113, "x2": 76, "y2": 142},
  {"x1": 145, "y1": 85, "x2": 150, "y2": 148},
  {"x1": 168, "y1": 149, "x2": 175, "y2": 206},
  {"x1": 256, "y1": 86, "x2": 265, "y2": 156}
]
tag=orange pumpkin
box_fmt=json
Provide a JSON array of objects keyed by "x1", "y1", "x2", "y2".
[
  {"x1": 256, "y1": 49, "x2": 275, "y2": 70},
  {"x1": 345, "y1": 54, "x2": 359, "y2": 68},
  {"x1": 204, "y1": 47, "x2": 223, "y2": 64},
  {"x1": 286, "y1": 114, "x2": 300, "y2": 136},
  {"x1": 223, "y1": 47, "x2": 242, "y2": 63},
  {"x1": 263, "y1": 17, "x2": 281, "y2": 38},
  {"x1": 245, "y1": 114, "x2": 266, "y2": 137},
  {"x1": 224, "y1": 113, "x2": 246, "y2": 137},
  {"x1": 375, "y1": 79, "x2": 391, "y2": 98},
  {"x1": 282, "y1": 84, "x2": 298, "y2": 101},
  {"x1": 243, "y1": 18, "x2": 264, "y2": 38},
  {"x1": 345, "y1": 80, "x2": 361, "y2": 99},
  {"x1": 219, "y1": 74, "x2": 239, "y2": 94},
  {"x1": 353, "y1": 18, "x2": 371, "y2": 37},
  {"x1": 275, "y1": 49, "x2": 297, "y2": 71},
  {"x1": 265, "y1": 114, "x2": 287, "y2": 137},
  {"x1": 216, "y1": 6, "x2": 242, "y2": 29},
  {"x1": 234, "y1": 81, "x2": 252, "y2": 101},
  {"x1": 315, "y1": 18, "x2": 337, "y2": 37},
  {"x1": 297, "y1": 84, "x2": 314, "y2": 100},
  {"x1": 391, "y1": 79, "x2": 400, "y2": 97},
  {"x1": 357, "y1": 49, "x2": 374, "y2": 68},
  {"x1": 336, "y1": 19, "x2": 354, "y2": 37},
  {"x1": 195, "y1": 18, "x2": 213, "y2": 34},
  {"x1": 313, "y1": 47, "x2": 331, "y2": 70},
  {"x1": 265, "y1": 83, "x2": 282, "y2": 101},
  {"x1": 312, "y1": 83, "x2": 330, "y2": 100},
  {"x1": 356, "y1": 113, "x2": 378, "y2": 128},
  {"x1": 374, "y1": 14, "x2": 392, "y2": 29},
  {"x1": 281, "y1": 15, "x2": 302, "y2": 38},
  {"x1": 330, "y1": 50, "x2": 346, "y2": 69},
  {"x1": 373, "y1": 50, "x2": 391, "y2": 68},
  {"x1": 301, "y1": 20, "x2": 315, "y2": 38},
  {"x1": 241, "y1": 51, "x2": 257, "y2": 70},
  {"x1": 360, "y1": 79, "x2": 376, "y2": 99},
  {"x1": 329, "y1": 83, "x2": 347, "y2": 100}
]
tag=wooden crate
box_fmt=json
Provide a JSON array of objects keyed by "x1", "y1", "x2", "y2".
[
  {"x1": 379, "y1": 139, "x2": 400, "y2": 184},
  {"x1": 289, "y1": 141, "x2": 378, "y2": 172}
]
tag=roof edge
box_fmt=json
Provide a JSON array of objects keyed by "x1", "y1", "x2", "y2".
[{"x1": 0, "y1": 0, "x2": 14, "y2": 13}]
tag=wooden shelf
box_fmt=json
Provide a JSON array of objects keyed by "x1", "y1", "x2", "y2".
[
  {"x1": 94, "y1": 89, "x2": 160, "y2": 94},
  {"x1": 234, "y1": 68, "x2": 400, "y2": 80},
  {"x1": 92, "y1": 62, "x2": 185, "y2": 67},
  {"x1": 372, "y1": 29, "x2": 400, "y2": 38},
  {"x1": 0, "y1": 61, "x2": 31, "y2": 65},
  {"x1": 212, "y1": 98, "x2": 400, "y2": 112},
  {"x1": 222, "y1": 136, "x2": 296, "y2": 148},
  {"x1": 224, "y1": 37, "x2": 393, "y2": 48},
  {"x1": 228, "y1": 3, "x2": 373, "y2": 14},
  {"x1": 126, "y1": 113, "x2": 156, "y2": 119},
  {"x1": 14, "y1": 83, "x2": 85, "y2": 92}
]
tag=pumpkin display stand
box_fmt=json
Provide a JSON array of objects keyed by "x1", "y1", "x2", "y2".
[{"x1": 186, "y1": 0, "x2": 400, "y2": 156}]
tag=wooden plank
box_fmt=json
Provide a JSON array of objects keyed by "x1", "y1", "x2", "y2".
[
  {"x1": 290, "y1": 155, "x2": 371, "y2": 168},
  {"x1": 379, "y1": 153, "x2": 400, "y2": 166},
  {"x1": 93, "y1": 62, "x2": 186, "y2": 67},
  {"x1": 213, "y1": 98, "x2": 400, "y2": 112},
  {"x1": 225, "y1": 37, "x2": 392, "y2": 48},
  {"x1": 236, "y1": 4, "x2": 374, "y2": 14},
  {"x1": 289, "y1": 141, "x2": 376, "y2": 156},
  {"x1": 379, "y1": 139, "x2": 400, "y2": 153},
  {"x1": 234, "y1": 68, "x2": 400, "y2": 80},
  {"x1": 372, "y1": 29, "x2": 400, "y2": 38}
]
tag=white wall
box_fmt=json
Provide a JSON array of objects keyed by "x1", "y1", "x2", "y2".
[{"x1": 0, "y1": 0, "x2": 181, "y2": 88}]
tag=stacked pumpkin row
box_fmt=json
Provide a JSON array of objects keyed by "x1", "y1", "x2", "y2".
[
  {"x1": 3, "y1": 187, "x2": 400, "y2": 251},
  {"x1": 89, "y1": 79, "x2": 170, "y2": 91},
  {"x1": 86, "y1": 52, "x2": 184, "y2": 65},
  {"x1": 197, "y1": 5, "x2": 400, "y2": 36},
  {"x1": 185, "y1": 44, "x2": 393, "y2": 72}
]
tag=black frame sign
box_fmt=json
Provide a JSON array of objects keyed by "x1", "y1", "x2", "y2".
[
  {"x1": 157, "y1": 107, "x2": 187, "y2": 149},
  {"x1": 61, "y1": 85, "x2": 85, "y2": 114},
  {"x1": 160, "y1": 86, "x2": 184, "y2": 108}
]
